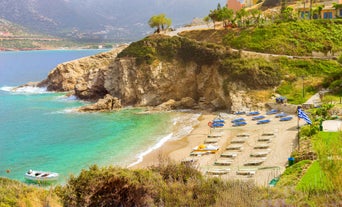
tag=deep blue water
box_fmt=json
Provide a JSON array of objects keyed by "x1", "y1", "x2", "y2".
[{"x1": 0, "y1": 50, "x2": 195, "y2": 184}]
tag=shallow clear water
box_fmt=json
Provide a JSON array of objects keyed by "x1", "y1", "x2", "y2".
[{"x1": 0, "y1": 50, "x2": 197, "y2": 184}]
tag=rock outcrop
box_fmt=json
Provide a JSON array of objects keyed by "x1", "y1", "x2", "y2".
[
  {"x1": 37, "y1": 35, "x2": 281, "y2": 112},
  {"x1": 155, "y1": 97, "x2": 197, "y2": 111},
  {"x1": 77, "y1": 94, "x2": 122, "y2": 112},
  {"x1": 38, "y1": 45, "x2": 127, "y2": 100}
]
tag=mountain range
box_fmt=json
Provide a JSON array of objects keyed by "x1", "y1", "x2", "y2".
[{"x1": 0, "y1": 0, "x2": 226, "y2": 42}]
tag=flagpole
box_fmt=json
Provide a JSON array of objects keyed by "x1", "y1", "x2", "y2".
[
  {"x1": 297, "y1": 106, "x2": 300, "y2": 150},
  {"x1": 297, "y1": 117, "x2": 300, "y2": 150}
]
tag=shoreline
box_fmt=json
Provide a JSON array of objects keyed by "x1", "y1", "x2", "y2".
[
  {"x1": 132, "y1": 110, "x2": 299, "y2": 186},
  {"x1": 132, "y1": 113, "x2": 218, "y2": 168}
]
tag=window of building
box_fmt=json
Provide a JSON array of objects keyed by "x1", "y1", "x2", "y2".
[
  {"x1": 301, "y1": 11, "x2": 309, "y2": 19},
  {"x1": 323, "y1": 12, "x2": 333, "y2": 19}
]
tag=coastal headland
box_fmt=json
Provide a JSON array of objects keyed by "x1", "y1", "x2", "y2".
[
  {"x1": 14, "y1": 25, "x2": 323, "y2": 185},
  {"x1": 6, "y1": 19, "x2": 342, "y2": 206}
]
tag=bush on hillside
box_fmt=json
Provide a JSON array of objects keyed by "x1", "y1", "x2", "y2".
[
  {"x1": 222, "y1": 20, "x2": 342, "y2": 56},
  {"x1": 0, "y1": 177, "x2": 61, "y2": 207},
  {"x1": 55, "y1": 163, "x2": 262, "y2": 207},
  {"x1": 117, "y1": 35, "x2": 229, "y2": 66},
  {"x1": 220, "y1": 58, "x2": 281, "y2": 89}
]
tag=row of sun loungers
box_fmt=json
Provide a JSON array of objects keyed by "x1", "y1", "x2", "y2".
[
  {"x1": 197, "y1": 114, "x2": 279, "y2": 178},
  {"x1": 231, "y1": 109, "x2": 295, "y2": 127},
  {"x1": 207, "y1": 130, "x2": 278, "y2": 177}
]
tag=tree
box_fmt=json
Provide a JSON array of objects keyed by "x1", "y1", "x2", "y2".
[
  {"x1": 218, "y1": 7, "x2": 234, "y2": 28},
  {"x1": 236, "y1": 8, "x2": 247, "y2": 27},
  {"x1": 209, "y1": 9, "x2": 220, "y2": 29},
  {"x1": 148, "y1": 14, "x2": 172, "y2": 33}
]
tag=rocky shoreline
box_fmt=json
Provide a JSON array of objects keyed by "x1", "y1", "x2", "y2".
[{"x1": 15, "y1": 34, "x2": 283, "y2": 113}]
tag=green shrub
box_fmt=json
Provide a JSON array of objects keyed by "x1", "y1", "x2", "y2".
[
  {"x1": 55, "y1": 165, "x2": 164, "y2": 207},
  {"x1": 56, "y1": 162, "x2": 262, "y2": 207},
  {"x1": 220, "y1": 58, "x2": 281, "y2": 89},
  {"x1": 0, "y1": 177, "x2": 61, "y2": 207},
  {"x1": 338, "y1": 54, "x2": 342, "y2": 64},
  {"x1": 300, "y1": 124, "x2": 319, "y2": 137}
]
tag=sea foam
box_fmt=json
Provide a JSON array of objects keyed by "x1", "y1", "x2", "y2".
[
  {"x1": 128, "y1": 112, "x2": 201, "y2": 167},
  {"x1": 128, "y1": 133, "x2": 173, "y2": 168},
  {"x1": 1, "y1": 86, "x2": 49, "y2": 94},
  {"x1": 0, "y1": 86, "x2": 14, "y2": 92}
]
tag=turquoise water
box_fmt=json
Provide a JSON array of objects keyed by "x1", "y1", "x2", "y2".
[{"x1": 0, "y1": 50, "x2": 197, "y2": 184}]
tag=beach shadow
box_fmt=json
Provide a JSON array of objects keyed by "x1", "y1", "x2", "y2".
[{"x1": 287, "y1": 126, "x2": 299, "y2": 131}]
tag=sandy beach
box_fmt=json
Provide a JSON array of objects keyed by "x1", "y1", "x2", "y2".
[{"x1": 133, "y1": 110, "x2": 300, "y2": 186}]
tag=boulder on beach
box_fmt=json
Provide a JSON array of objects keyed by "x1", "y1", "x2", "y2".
[{"x1": 77, "y1": 94, "x2": 122, "y2": 112}]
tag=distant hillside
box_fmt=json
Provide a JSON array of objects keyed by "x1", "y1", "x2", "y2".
[
  {"x1": 0, "y1": 18, "x2": 38, "y2": 36},
  {"x1": 0, "y1": 18, "x2": 79, "y2": 50},
  {"x1": 0, "y1": 0, "x2": 227, "y2": 42}
]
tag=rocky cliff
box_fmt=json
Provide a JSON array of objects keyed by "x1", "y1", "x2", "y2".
[
  {"x1": 38, "y1": 35, "x2": 281, "y2": 112},
  {"x1": 38, "y1": 45, "x2": 127, "y2": 100}
]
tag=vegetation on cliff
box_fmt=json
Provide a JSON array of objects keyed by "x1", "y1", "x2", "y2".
[
  {"x1": 118, "y1": 31, "x2": 342, "y2": 105},
  {"x1": 117, "y1": 34, "x2": 229, "y2": 66},
  {"x1": 222, "y1": 20, "x2": 342, "y2": 56},
  {"x1": 55, "y1": 161, "x2": 262, "y2": 207},
  {"x1": 181, "y1": 20, "x2": 342, "y2": 56}
]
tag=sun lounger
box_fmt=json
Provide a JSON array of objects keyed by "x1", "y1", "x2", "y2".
[
  {"x1": 193, "y1": 144, "x2": 219, "y2": 151},
  {"x1": 236, "y1": 133, "x2": 250, "y2": 137},
  {"x1": 261, "y1": 132, "x2": 275, "y2": 136},
  {"x1": 230, "y1": 138, "x2": 246, "y2": 143},
  {"x1": 192, "y1": 144, "x2": 220, "y2": 154},
  {"x1": 231, "y1": 117, "x2": 245, "y2": 123},
  {"x1": 275, "y1": 112, "x2": 287, "y2": 118},
  {"x1": 236, "y1": 169, "x2": 256, "y2": 176},
  {"x1": 207, "y1": 168, "x2": 230, "y2": 175},
  {"x1": 214, "y1": 158, "x2": 233, "y2": 166},
  {"x1": 280, "y1": 116, "x2": 293, "y2": 121},
  {"x1": 257, "y1": 137, "x2": 271, "y2": 142},
  {"x1": 212, "y1": 118, "x2": 225, "y2": 124},
  {"x1": 250, "y1": 151, "x2": 269, "y2": 157},
  {"x1": 232, "y1": 121, "x2": 247, "y2": 127},
  {"x1": 266, "y1": 109, "x2": 278, "y2": 115},
  {"x1": 207, "y1": 135, "x2": 222, "y2": 138},
  {"x1": 210, "y1": 122, "x2": 224, "y2": 128},
  {"x1": 257, "y1": 119, "x2": 270, "y2": 124},
  {"x1": 190, "y1": 151, "x2": 210, "y2": 156},
  {"x1": 252, "y1": 115, "x2": 265, "y2": 120},
  {"x1": 247, "y1": 111, "x2": 260, "y2": 116},
  {"x1": 254, "y1": 144, "x2": 269, "y2": 149},
  {"x1": 234, "y1": 111, "x2": 245, "y2": 115},
  {"x1": 220, "y1": 151, "x2": 238, "y2": 158},
  {"x1": 226, "y1": 144, "x2": 243, "y2": 150},
  {"x1": 204, "y1": 138, "x2": 219, "y2": 144},
  {"x1": 181, "y1": 157, "x2": 199, "y2": 164},
  {"x1": 244, "y1": 159, "x2": 265, "y2": 166}
]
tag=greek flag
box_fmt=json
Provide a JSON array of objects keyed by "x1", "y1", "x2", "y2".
[{"x1": 297, "y1": 108, "x2": 312, "y2": 125}]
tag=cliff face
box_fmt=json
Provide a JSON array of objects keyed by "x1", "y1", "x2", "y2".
[
  {"x1": 39, "y1": 35, "x2": 281, "y2": 111},
  {"x1": 39, "y1": 46, "x2": 127, "y2": 100},
  {"x1": 104, "y1": 58, "x2": 227, "y2": 109}
]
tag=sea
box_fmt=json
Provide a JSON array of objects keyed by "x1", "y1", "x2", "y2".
[{"x1": 0, "y1": 49, "x2": 199, "y2": 185}]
